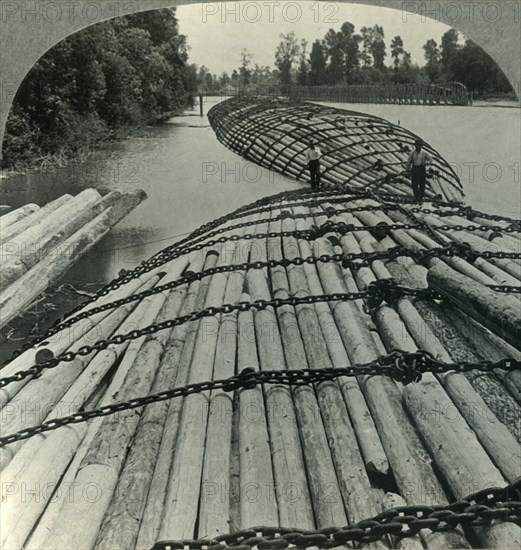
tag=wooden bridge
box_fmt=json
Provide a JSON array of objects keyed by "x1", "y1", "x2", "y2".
[{"x1": 234, "y1": 82, "x2": 470, "y2": 106}]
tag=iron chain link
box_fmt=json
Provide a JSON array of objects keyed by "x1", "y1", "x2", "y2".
[
  {"x1": 1, "y1": 350, "x2": 519, "y2": 448},
  {"x1": 149, "y1": 478, "x2": 520, "y2": 549}
]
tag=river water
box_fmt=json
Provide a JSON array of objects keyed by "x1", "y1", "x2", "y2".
[{"x1": 0, "y1": 98, "x2": 519, "y2": 356}]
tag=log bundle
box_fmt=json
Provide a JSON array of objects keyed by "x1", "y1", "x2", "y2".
[
  {"x1": 1, "y1": 102, "x2": 520, "y2": 550},
  {"x1": 207, "y1": 97, "x2": 465, "y2": 203},
  {"x1": 0, "y1": 188, "x2": 147, "y2": 329}
]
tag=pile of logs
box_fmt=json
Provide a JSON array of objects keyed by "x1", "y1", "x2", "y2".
[
  {"x1": 1, "y1": 186, "x2": 519, "y2": 550},
  {"x1": 208, "y1": 97, "x2": 464, "y2": 203},
  {"x1": 0, "y1": 188, "x2": 147, "y2": 329}
]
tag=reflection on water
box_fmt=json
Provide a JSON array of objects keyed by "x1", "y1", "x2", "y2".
[{"x1": 0, "y1": 99, "x2": 519, "y2": 357}]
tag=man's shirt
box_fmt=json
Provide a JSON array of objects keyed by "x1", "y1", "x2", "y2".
[
  {"x1": 306, "y1": 147, "x2": 321, "y2": 162},
  {"x1": 407, "y1": 149, "x2": 432, "y2": 170}
]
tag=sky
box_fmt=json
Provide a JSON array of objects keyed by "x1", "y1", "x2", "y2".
[{"x1": 177, "y1": 2, "x2": 462, "y2": 75}]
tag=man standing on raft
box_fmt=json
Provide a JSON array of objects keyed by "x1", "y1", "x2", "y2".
[
  {"x1": 306, "y1": 141, "x2": 322, "y2": 191},
  {"x1": 406, "y1": 139, "x2": 432, "y2": 203}
]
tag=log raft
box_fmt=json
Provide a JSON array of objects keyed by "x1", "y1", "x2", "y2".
[
  {"x1": 208, "y1": 97, "x2": 465, "y2": 203},
  {"x1": 0, "y1": 188, "x2": 147, "y2": 329},
  {"x1": 1, "y1": 99, "x2": 519, "y2": 550}
]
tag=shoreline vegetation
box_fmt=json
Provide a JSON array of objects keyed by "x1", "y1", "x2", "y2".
[
  {"x1": 1, "y1": 9, "x2": 516, "y2": 172},
  {"x1": 2, "y1": 8, "x2": 198, "y2": 171}
]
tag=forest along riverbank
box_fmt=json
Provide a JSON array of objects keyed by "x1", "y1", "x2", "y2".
[{"x1": 318, "y1": 101, "x2": 521, "y2": 218}]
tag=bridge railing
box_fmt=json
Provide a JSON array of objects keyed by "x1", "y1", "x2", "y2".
[{"x1": 229, "y1": 82, "x2": 470, "y2": 106}]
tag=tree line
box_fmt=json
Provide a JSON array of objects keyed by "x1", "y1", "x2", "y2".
[
  {"x1": 2, "y1": 15, "x2": 514, "y2": 169},
  {"x1": 3, "y1": 8, "x2": 197, "y2": 169},
  {"x1": 200, "y1": 25, "x2": 513, "y2": 99}
]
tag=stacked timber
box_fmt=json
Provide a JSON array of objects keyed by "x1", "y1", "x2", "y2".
[
  {"x1": 1, "y1": 100, "x2": 520, "y2": 550},
  {"x1": 208, "y1": 97, "x2": 464, "y2": 203},
  {"x1": 0, "y1": 188, "x2": 147, "y2": 329},
  {"x1": 1, "y1": 186, "x2": 519, "y2": 550}
]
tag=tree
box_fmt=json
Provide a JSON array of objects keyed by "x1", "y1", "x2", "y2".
[
  {"x1": 450, "y1": 39, "x2": 514, "y2": 95},
  {"x1": 239, "y1": 49, "x2": 253, "y2": 89},
  {"x1": 297, "y1": 40, "x2": 309, "y2": 85},
  {"x1": 339, "y1": 22, "x2": 361, "y2": 76},
  {"x1": 369, "y1": 25, "x2": 386, "y2": 71},
  {"x1": 390, "y1": 36, "x2": 404, "y2": 69},
  {"x1": 423, "y1": 38, "x2": 441, "y2": 81},
  {"x1": 4, "y1": 7, "x2": 196, "y2": 168},
  {"x1": 324, "y1": 29, "x2": 344, "y2": 84},
  {"x1": 219, "y1": 72, "x2": 230, "y2": 90},
  {"x1": 275, "y1": 32, "x2": 300, "y2": 86},
  {"x1": 309, "y1": 40, "x2": 327, "y2": 85},
  {"x1": 230, "y1": 69, "x2": 239, "y2": 89},
  {"x1": 441, "y1": 29, "x2": 460, "y2": 74},
  {"x1": 360, "y1": 26, "x2": 372, "y2": 67}
]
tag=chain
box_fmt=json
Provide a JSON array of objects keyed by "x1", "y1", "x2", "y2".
[
  {"x1": 5, "y1": 241, "x2": 521, "y2": 367},
  {"x1": 1, "y1": 281, "x2": 442, "y2": 386},
  {"x1": 1, "y1": 351, "x2": 519, "y2": 447},
  {"x1": 57, "y1": 186, "x2": 521, "y2": 320},
  {"x1": 487, "y1": 284, "x2": 521, "y2": 294},
  {"x1": 149, "y1": 479, "x2": 521, "y2": 549}
]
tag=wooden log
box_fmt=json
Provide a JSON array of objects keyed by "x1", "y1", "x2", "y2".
[
  {"x1": 198, "y1": 232, "x2": 257, "y2": 538},
  {"x1": 0, "y1": 194, "x2": 72, "y2": 243},
  {"x1": 0, "y1": 189, "x2": 115, "y2": 290},
  {"x1": 311, "y1": 237, "x2": 469, "y2": 549},
  {"x1": 439, "y1": 304, "x2": 521, "y2": 402},
  {"x1": 346, "y1": 487, "x2": 389, "y2": 550},
  {"x1": 427, "y1": 263, "x2": 520, "y2": 349},
  {"x1": 421, "y1": 213, "x2": 521, "y2": 283},
  {"x1": 369, "y1": 207, "x2": 502, "y2": 287},
  {"x1": 245, "y1": 268, "x2": 315, "y2": 529},
  {"x1": 156, "y1": 220, "x2": 261, "y2": 541},
  {"x1": 0, "y1": 269, "x2": 169, "y2": 505},
  {"x1": 0, "y1": 191, "x2": 147, "y2": 329},
  {"x1": 337, "y1": 231, "x2": 519, "y2": 547},
  {"x1": 0, "y1": 203, "x2": 39, "y2": 229},
  {"x1": 93, "y1": 286, "x2": 190, "y2": 549},
  {"x1": 268, "y1": 216, "x2": 348, "y2": 528},
  {"x1": 342, "y1": 207, "x2": 521, "y2": 481},
  {"x1": 0, "y1": 254, "x2": 176, "y2": 410},
  {"x1": 0, "y1": 255, "x2": 190, "y2": 550},
  {"x1": 0, "y1": 189, "x2": 102, "y2": 290},
  {"x1": 292, "y1": 207, "x2": 389, "y2": 477},
  {"x1": 135, "y1": 252, "x2": 219, "y2": 550},
  {"x1": 0, "y1": 258, "x2": 180, "y2": 473},
  {"x1": 381, "y1": 493, "x2": 423, "y2": 550},
  {"x1": 237, "y1": 296, "x2": 279, "y2": 530},
  {"x1": 158, "y1": 248, "x2": 230, "y2": 539},
  {"x1": 374, "y1": 236, "x2": 521, "y2": 426},
  {"x1": 30, "y1": 265, "x2": 187, "y2": 550}
]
